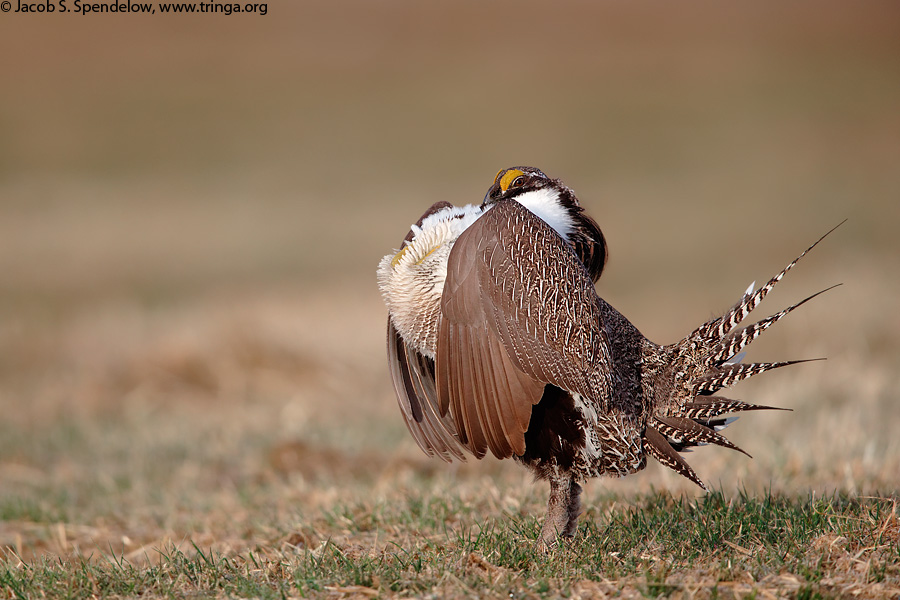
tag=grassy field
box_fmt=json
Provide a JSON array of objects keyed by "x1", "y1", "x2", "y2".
[
  {"x1": 3, "y1": 491, "x2": 898, "y2": 598},
  {"x1": 2, "y1": 1, "x2": 900, "y2": 598}
]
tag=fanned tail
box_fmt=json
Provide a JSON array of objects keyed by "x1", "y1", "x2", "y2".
[{"x1": 643, "y1": 222, "x2": 843, "y2": 488}]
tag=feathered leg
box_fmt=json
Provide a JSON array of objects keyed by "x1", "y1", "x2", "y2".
[
  {"x1": 562, "y1": 481, "x2": 583, "y2": 538},
  {"x1": 540, "y1": 469, "x2": 582, "y2": 548}
]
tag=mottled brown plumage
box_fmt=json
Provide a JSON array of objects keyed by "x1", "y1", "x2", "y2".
[{"x1": 377, "y1": 167, "x2": 839, "y2": 547}]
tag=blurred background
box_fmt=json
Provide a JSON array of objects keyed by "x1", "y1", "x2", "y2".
[{"x1": 1, "y1": 0, "x2": 898, "y2": 558}]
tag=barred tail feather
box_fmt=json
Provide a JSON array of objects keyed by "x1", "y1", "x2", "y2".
[
  {"x1": 706, "y1": 284, "x2": 841, "y2": 367},
  {"x1": 681, "y1": 396, "x2": 790, "y2": 421},
  {"x1": 644, "y1": 425, "x2": 707, "y2": 490},
  {"x1": 694, "y1": 359, "x2": 824, "y2": 395},
  {"x1": 653, "y1": 415, "x2": 750, "y2": 457},
  {"x1": 713, "y1": 220, "x2": 846, "y2": 340}
]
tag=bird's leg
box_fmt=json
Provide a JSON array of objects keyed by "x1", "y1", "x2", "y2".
[
  {"x1": 562, "y1": 481, "x2": 583, "y2": 538},
  {"x1": 539, "y1": 470, "x2": 582, "y2": 549}
]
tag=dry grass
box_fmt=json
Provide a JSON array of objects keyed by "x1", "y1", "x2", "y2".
[
  {"x1": 1, "y1": 274, "x2": 898, "y2": 597},
  {"x1": 2, "y1": 1, "x2": 899, "y2": 597}
]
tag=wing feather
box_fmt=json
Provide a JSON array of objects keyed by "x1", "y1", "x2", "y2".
[
  {"x1": 437, "y1": 200, "x2": 613, "y2": 459},
  {"x1": 387, "y1": 319, "x2": 467, "y2": 462}
]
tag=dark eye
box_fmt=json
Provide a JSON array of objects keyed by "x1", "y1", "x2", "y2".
[{"x1": 511, "y1": 176, "x2": 525, "y2": 188}]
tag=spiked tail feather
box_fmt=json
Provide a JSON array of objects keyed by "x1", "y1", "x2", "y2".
[
  {"x1": 681, "y1": 396, "x2": 791, "y2": 421},
  {"x1": 644, "y1": 425, "x2": 707, "y2": 490},
  {"x1": 653, "y1": 415, "x2": 751, "y2": 457},
  {"x1": 706, "y1": 284, "x2": 841, "y2": 368},
  {"x1": 710, "y1": 219, "x2": 846, "y2": 341},
  {"x1": 694, "y1": 358, "x2": 825, "y2": 395}
]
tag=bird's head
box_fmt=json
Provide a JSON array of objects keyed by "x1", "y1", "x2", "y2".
[
  {"x1": 484, "y1": 166, "x2": 608, "y2": 282},
  {"x1": 483, "y1": 167, "x2": 553, "y2": 206}
]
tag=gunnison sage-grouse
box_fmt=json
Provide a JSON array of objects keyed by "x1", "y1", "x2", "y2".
[{"x1": 377, "y1": 166, "x2": 839, "y2": 548}]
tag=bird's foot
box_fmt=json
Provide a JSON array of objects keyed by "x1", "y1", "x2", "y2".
[{"x1": 538, "y1": 527, "x2": 576, "y2": 553}]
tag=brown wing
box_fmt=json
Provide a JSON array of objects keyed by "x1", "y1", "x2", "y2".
[
  {"x1": 384, "y1": 200, "x2": 470, "y2": 462},
  {"x1": 387, "y1": 319, "x2": 468, "y2": 462},
  {"x1": 437, "y1": 199, "x2": 614, "y2": 460}
]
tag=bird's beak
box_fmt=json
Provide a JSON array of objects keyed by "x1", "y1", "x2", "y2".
[{"x1": 483, "y1": 183, "x2": 501, "y2": 206}]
